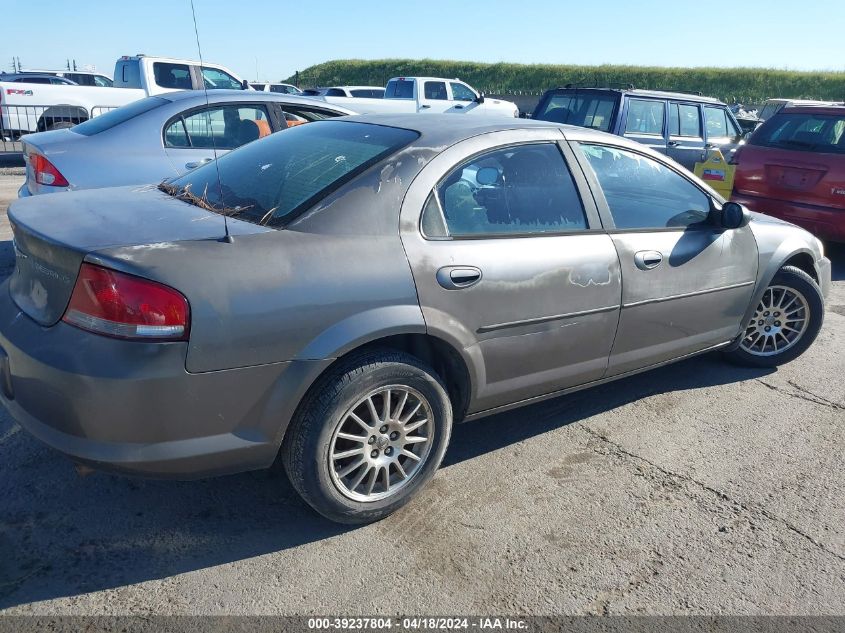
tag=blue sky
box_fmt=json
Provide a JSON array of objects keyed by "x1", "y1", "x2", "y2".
[{"x1": 5, "y1": 0, "x2": 845, "y2": 80}]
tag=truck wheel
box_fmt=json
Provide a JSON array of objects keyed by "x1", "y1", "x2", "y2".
[
  {"x1": 724, "y1": 266, "x2": 824, "y2": 368},
  {"x1": 282, "y1": 349, "x2": 453, "y2": 524}
]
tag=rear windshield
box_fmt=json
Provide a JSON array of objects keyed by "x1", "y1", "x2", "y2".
[
  {"x1": 751, "y1": 111, "x2": 845, "y2": 154},
  {"x1": 163, "y1": 120, "x2": 419, "y2": 227},
  {"x1": 532, "y1": 91, "x2": 618, "y2": 132},
  {"x1": 72, "y1": 97, "x2": 168, "y2": 136}
]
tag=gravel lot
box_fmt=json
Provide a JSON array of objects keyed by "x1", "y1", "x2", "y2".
[{"x1": 0, "y1": 170, "x2": 842, "y2": 616}]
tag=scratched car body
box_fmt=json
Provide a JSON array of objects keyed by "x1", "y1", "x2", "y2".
[{"x1": 0, "y1": 114, "x2": 831, "y2": 524}]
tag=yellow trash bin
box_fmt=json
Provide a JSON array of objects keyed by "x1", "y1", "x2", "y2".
[{"x1": 693, "y1": 148, "x2": 736, "y2": 199}]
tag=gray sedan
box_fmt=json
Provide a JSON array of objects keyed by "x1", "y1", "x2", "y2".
[
  {"x1": 1, "y1": 115, "x2": 831, "y2": 524},
  {"x1": 17, "y1": 90, "x2": 355, "y2": 197}
]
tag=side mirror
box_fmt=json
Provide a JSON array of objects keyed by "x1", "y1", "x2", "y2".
[
  {"x1": 475, "y1": 92, "x2": 485, "y2": 104},
  {"x1": 242, "y1": 79, "x2": 250, "y2": 90},
  {"x1": 720, "y1": 201, "x2": 751, "y2": 229}
]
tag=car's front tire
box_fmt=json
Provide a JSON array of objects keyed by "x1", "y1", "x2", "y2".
[
  {"x1": 725, "y1": 265, "x2": 824, "y2": 368},
  {"x1": 282, "y1": 349, "x2": 453, "y2": 524}
]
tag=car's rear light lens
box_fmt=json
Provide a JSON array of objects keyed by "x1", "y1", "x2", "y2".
[
  {"x1": 63, "y1": 263, "x2": 189, "y2": 341},
  {"x1": 30, "y1": 153, "x2": 69, "y2": 187}
]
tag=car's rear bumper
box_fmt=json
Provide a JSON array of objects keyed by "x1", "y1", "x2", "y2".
[
  {"x1": 0, "y1": 281, "x2": 330, "y2": 478},
  {"x1": 732, "y1": 192, "x2": 845, "y2": 242}
]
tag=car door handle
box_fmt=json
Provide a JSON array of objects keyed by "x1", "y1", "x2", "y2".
[
  {"x1": 453, "y1": 105, "x2": 464, "y2": 109},
  {"x1": 436, "y1": 266, "x2": 482, "y2": 289},
  {"x1": 634, "y1": 250, "x2": 663, "y2": 270},
  {"x1": 704, "y1": 143, "x2": 715, "y2": 149},
  {"x1": 420, "y1": 104, "x2": 431, "y2": 109},
  {"x1": 185, "y1": 158, "x2": 213, "y2": 170},
  {"x1": 667, "y1": 140, "x2": 680, "y2": 147}
]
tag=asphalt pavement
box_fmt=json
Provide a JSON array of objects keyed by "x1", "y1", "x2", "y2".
[{"x1": 0, "y1": 171, "x2": 842, "y2": 615}]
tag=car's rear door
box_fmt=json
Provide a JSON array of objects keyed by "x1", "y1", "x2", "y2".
[
  {"x1": 569, "y1": 138, "x2": 758, "y2": 376},
  {"x1": 666, "y1": 101, "x2": 706, "y2": 170},
  {"x1": 621, "y1": 97, "x2": 668, "y2": 155},
  {"x1": 400, "y1": 129, "x2": 621, "y2": 414}
]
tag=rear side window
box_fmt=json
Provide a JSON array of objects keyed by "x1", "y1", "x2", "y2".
[
  {"x1": 164, "y1": 105, "x2": 271, "y2": 150},
  {"x1": 625, "y1": 99, "x2": 665, "y2": 136},
  {"x1": 72, "y1": 97, "x2": 168, "y2": 136},
  {"x1": 154, "y1": 62, "x2": 192, "y2": 89},
  {"x1": 532, "y1": 92, "x2": 618, "y2": 132},
  {"x1": 580, "y1": 144, "x2": 711, "y2": 229},
  {"x1": 751, "y1": 112, "x2": 845, "y2": 154},
  {"x1": 669, "y1": 103, "x2": 701, "y2": 137},
  {"x1": 423, "y1": 143, "x2": 588, "y2": 238},
  {"x1": 165, "y1": 121, "x2": 419, "y2": 227},
  {"x1": 385, "y1": 79, "x2": 414, "y2": 99},
  {"x1": 424, "y1": 81, "x2": 448, "y2": 100}
]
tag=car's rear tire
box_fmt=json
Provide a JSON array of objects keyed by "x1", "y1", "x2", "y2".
[
  {"x1": 282, "y1": 349, "x2": 453, "y2": 524},
  {"x1": 724, "y1": 265, "x2": 824, "y2": 368}
]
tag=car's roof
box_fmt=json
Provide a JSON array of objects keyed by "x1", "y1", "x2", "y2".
[
  {"x1": 338, "y1": 112, "x2": 634, "y2": 146},
  {"x1": 545, "y1": 86, "x2": 724, "y2": 105},
  {"x1": 160, "y1": 89, "x2": 356, "y2": 113},
  {"x1": 779, "y1": 104, "x2": 845, "y2": 115}
]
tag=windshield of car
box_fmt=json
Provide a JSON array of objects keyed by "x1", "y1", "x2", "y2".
[
  {"x1": 71, "y1": 97, "x2": 169, "y2": 136},
  {"x1": 751, "y1": 111, "x2": 845, "y2": 154},
  {"x1": 532, "y1": 91, "x2": 618, "y2": 132},
  {"x1": 161, "y1": 121, "x2": 419, "y2": 227}
]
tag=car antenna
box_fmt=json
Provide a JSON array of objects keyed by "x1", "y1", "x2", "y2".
[{"x1": 189, "y1": 0, "x2": 232, "y2": 243}]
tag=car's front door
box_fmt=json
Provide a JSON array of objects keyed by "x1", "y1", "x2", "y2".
[
  {"x1": 666, "y1": 101, "x2": 706, "y2": 170},
  {"x1": 571, "y1": 141, "x2": 758, "y2": 376},
  {"x1": 400, "y1": 130, "x2": 622, "y2": 414},
  {"x1": 703, "y1": 105, "x2": 743, "y2": 163}
]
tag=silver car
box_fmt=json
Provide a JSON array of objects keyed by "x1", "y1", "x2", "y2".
[
  {"x1": 0, "y1": 115, "x2": 831, "y2": 524},
  {"x1": 17, "y1": 90, "x2": 354, "y2": 197}
]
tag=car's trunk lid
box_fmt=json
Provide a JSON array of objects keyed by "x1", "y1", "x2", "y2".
[
  {"x1": 734, "y1": 144, "x2": 845, "y2": 210},
  {"x1": 8, "y1": 185, "x2": 269, "y2": 326}
]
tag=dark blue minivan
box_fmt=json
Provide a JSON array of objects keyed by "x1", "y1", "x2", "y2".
[{"x1": 532, "y1": 87, "x2": 745, "y2": 170}]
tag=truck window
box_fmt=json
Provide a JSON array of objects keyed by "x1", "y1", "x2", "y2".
[
  {"x1": 450, "y1": 82, "x2": 476, "y2": 102},
  {"x1": 94, "y1": 75, "x2": 113, "y2": 87},
  {"x1": 385, "y1": 79, "x2": 414, "y2": 99},
  {"x1": 324, "y1": 88, "x2": 346, "y2": 97},
  {"x1": 350, "y1": 89, "x2": 384, "y2": 98},
  {"x1": 153, "y1": 63, "x2": 192, "y2": 90},
  {"x1": 202, "y1": 67, "x2": 243, "y2": 90},
  {"x1": 424, "y1": 81, "x2": 448, "y2": 100}
]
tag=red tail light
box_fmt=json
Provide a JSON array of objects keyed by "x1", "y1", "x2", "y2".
[
  {"x1": 63, "y1": 263, "x2": 189, "y2": 341},
  {"x1": 30, "y1": 153, "x2": 69, "y2": 187}
]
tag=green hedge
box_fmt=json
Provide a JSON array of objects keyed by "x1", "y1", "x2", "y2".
[{"x1": 285, "y1": 59, "x2": 845, "y2": 105}]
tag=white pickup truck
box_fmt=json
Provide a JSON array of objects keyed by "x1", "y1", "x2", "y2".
[
  {"x1": 1, "y1": 55, "x2": 249, "y2": 137},
  {"x1": 319, "y1": 77, "x2": 519, "y2": 117}
]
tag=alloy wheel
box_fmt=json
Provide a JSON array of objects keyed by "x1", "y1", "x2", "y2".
[{"x1": 740, "y1": 285, "x2": 810, "y2": 357}]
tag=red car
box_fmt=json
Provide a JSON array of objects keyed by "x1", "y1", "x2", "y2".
[{"x1": 732, "y1": 105, "x2": 845, "y2": 242}]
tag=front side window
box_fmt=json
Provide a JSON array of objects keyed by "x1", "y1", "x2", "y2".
[
  {"x1": 93, "y1": 75, "x2": 113, "y2": 87},
  {"x1": 704, "y1": 106, "x2": 738, "y2": 139},
  {"x1": 624, "y1": 99, "x2": 665, "y2": 136},
  {"x1": 423, "y1": 143, "x2": 588, "y2": 238},
  {"x1": 164, "y1": 105, "x2": 271, "y2": 150},
  {"x1": 450, "y1": 82, "x2": 476, "y2": 102},
  {"x1": 669, "y1": 103, "x2": 701, "y2": 137},
  {"x1": 163, "y1": 121, "x2": 419, "y2": 227},
  {"x1": 532, "y1": 91, "x2": 618, "y2": 132},
  {"x1": 202, "y1": 67, "x2": 243, "y2": 90},
  {"x1": 580, "y1": 144, "x2": 711, "y2": 230},
  {"x1": 424, "y1": 81, "x2": 448, "y2": 100},
  {"x1": 153, "y1": 62, "x2": 192, "y2": 89}
]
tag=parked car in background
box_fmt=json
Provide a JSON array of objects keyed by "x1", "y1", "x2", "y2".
[
  {"x1": 756, "y1": 99, "x2": 837, "y2": 124},
  {"x1": 320, "y1": 77, "x2": 519, "y2": 117},
  {"x1": 0, "y1": 115, "x2": 829, "y2": 524},
  {"x1": 0, "y1": 73, "x2": 78, "y2": 85},
  {"x1": 321, "y1": 86, "x2": 385, "y2": 99},
  {"x1": 250, "y1": 82, "x2": 302, "y2": 95},
  {"x1": 18, "y1": 91, "x2": 353, "y2": 197},
  {"x1": 1, "y1": 54, "x2": 250, "y2": 136},
  {"x1": 531, "y1": 86, "x2": 745, "y2": 170},
  {"x1": 21, "y1": 70, "x2": 114, "y2": 87},
  {"x1": 731, "y1": 105, "x2": 845, "y2": 242}
]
